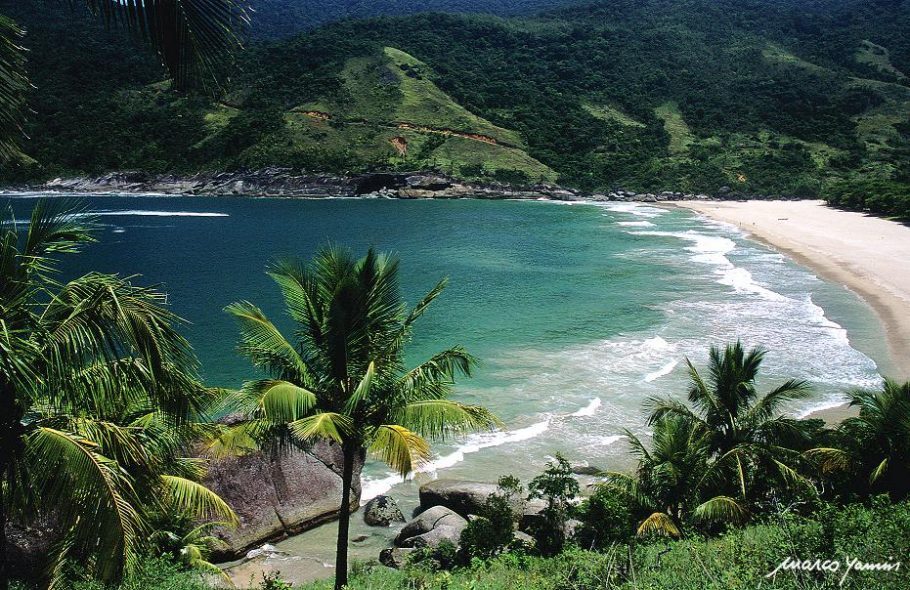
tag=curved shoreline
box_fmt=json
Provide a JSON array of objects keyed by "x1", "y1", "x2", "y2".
[{"x1": 673, "y1": 200, "x2": 910, "y2": 382}]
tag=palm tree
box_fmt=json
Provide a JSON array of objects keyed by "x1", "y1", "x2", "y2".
[
  {"x1": 0, "y1": 1, "x2": 250, "y2": 160},
  {"x1": 223, "y1": 246, "x2": 500, "y2": 590},
  {"x1": 820, "y1": 380, "x2": 910, "y2": 499},
  {"x1": 607, "y1": 414, "x2": 748, "y2": 537},
  {"x1": 647, "y1": 343, "x2": 816, "y2": 500},
  {"x1": 0, "y1": 200, "x2": 236, "y2": 590}
]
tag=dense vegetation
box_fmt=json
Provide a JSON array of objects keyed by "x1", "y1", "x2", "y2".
[
  {"x1": 245, "y1": 0, "x2": 578, "y2": 39},
  {"x1": 2, "y1": 0, "x2": 910, "y2": 207},
  {"x1": 824, "y1": 177, "x2": 910, "y2": 219}
]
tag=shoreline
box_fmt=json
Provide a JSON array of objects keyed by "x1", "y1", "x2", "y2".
[{"x1": 674, "y1": 200, "x2": 910, "y2": 384}]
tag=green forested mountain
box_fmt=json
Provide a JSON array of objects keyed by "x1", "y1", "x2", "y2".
[
  {"x1": 2, "y1": 0, "x2": 910, "y2": 200},
  {"x1": 246, "y1": 0, "x2": 579, "y2": 39}
]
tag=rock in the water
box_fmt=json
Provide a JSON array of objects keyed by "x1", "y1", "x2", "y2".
[
  {"x1": 245, "y1": 543, "x2": 285, "y2": 560},
  {"x1": 570, "y1": 463, "x2": 603, "y2": 476},
  {"x1": 395, "y1": 505, "x2": 467, "y2": 547},
  {"x1": 380, "y1": 547, "x2": 416, "y2": 569},
  {"x1": 363, "y1": 495, "x2": 405, "y2": 527},
  {"x1": 419, "y1": 480, "x2": 503, "y2": 516},
  {"x1": 203, "y1": 439, "x2": 365, "y2": 557}
]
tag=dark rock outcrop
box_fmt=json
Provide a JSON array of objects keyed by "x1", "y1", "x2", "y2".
[
  {"x1": 418, "y1": 479, "x2": 501, "y2": 517},
  {"x1": 203, "y1": 440, "x2": 364, "y2": 558},
  {"x1": 363, "y1": 495, "x2": 405, "y2": 527},
  {"x1": 26, "y1": 169, "x2": 803, "y2": 202}
]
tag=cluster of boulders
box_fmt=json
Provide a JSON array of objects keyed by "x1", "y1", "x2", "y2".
[{"x1": 366, "y1": 479, "x2": 577, "y2": 569}]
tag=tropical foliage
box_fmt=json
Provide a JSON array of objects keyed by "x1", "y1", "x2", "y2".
[
  {"x1": 221, "y1": 246, "x2": 499, "y2": 590},
  {"x1": 815, "y1": 379, "x2": 910, "y2": 500},
  {"x1": 824, "y1": 177, "x2": 910, "y2": 220},
  {"x1": 605, "y1": 343, "x2": 823, "y2": 537},
  {"x1": 0, "y1": 200, "x2": 235, "y2": 590}
]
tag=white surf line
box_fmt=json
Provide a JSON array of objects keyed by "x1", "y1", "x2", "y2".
[
  {"x1": 570, "y1": 397, "x2": 602, "y2": 417},
  {"x1": 92, "y1": 210, "x2": 228, "y2": 217},
  {"x1": 644, "y1": 359, "x2": 679, "y2": 382},
  {"x1": 361, "y1": 394, "x2": 619, "y2": 502}
]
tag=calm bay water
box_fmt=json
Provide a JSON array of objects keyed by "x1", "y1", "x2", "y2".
[{"x1": 6, "y1": 194, "x2": 892, "y2": 568}]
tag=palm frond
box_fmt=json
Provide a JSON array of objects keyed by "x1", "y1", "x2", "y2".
[
  {"x1": 0, "y1": 16, "x2": 28, "y2": 162},
  {"x1": 368, "y1": 424, "x2": 431, "y2": 476},
  {"x1": 746, "y1": 379, "x2": 811, "y2": 422},
  {"x1": 344, "y1": 361, "x2": 375, "y2": 415},
  {"x1": 398, "y1": 348, "x2": 476, "y2": 400},
  {"x1": 693, "y1": 495, "x2": 748, "y2": 525},
  {"x1": 290, "y1": 412, "x2": 353, "y2": 443},
  {"x1": 225, "y1": 301, "x2": 313, "y2": 384},
  {"x1": 82, "y1": 0, "x2": 250, "y2": 89},
  {"x1": 248, "y1": 379, "x2": 317, "y2": 422},
  {"x1": 204, "y1": 420, "x2": 262, "y2": 457},
  {"x1": 160, "y1": 474, "x2": 239, "y2": 525},
  {"x1": 870, "y1": 457, "x2": 890, "y2": 484},
  {"x1": 25, "y1": 427, "x2": 143, "y2": 583},
  {"x1": 399, "y1": 399, "x2": 501, "y2": 439},
  {"x1": 636, "y1": 512, "x2": 681, "y2": 538},
  {"x1": 803, "y1": 447, "x2": 851, "y2": 474}
]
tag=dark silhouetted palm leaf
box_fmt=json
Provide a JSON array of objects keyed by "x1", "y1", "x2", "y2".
[{"x1": 0, "y1": 0, "x2": 249, "y2": 162}]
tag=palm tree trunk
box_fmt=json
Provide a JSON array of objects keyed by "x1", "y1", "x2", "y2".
[
  {"x1": 0, "y1": 475, "x2": 7, "y2": 590},
  {"x1": 0, "y1": 380, "x2": 13, "y2": 590},
  {"x1": 334, "y1": 443, "x2": 356, "y2": 590},
  {"x1": 0, "y1": 377, "x2": 21, "y2": 590}
]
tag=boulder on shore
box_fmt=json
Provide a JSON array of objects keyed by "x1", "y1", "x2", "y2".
[
  {"x1": 418, "y1": 479, "x2": 503, "y2": 516},
  {"x1": 363, "y1": 495, "x2": 405, "y2": 527},
  {"x1": 203, "y1": 439, "x2": 364, "y2": 558},
  {"x1": 394, "y1": 505, "x2": 467, "y2": 547}
]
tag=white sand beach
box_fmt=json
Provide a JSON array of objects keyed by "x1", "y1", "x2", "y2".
[{"x1": 675, "y1": 200, "x2": 910, "y2": 381}]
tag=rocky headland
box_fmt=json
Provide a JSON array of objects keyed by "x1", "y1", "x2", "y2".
[{"x1": 19, "y1": 169, "x2": 790, "y2": 202}]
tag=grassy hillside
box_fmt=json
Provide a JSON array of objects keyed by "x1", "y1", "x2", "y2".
[
  {"x1": 2, "y1": 0, "x2": 910, "y2": 200},
  {"x1": 196, "y1": 45, "x2": 557, "y2": 182}
]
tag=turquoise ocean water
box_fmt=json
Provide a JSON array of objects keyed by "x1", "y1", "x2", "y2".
[{"x1": 6, "y1": 194, "x2": 893, "y2": 567}]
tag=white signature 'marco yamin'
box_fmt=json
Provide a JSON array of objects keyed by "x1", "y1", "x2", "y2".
[{"x1": 767, "y1": 556, "x2": 902, "y2": 586}]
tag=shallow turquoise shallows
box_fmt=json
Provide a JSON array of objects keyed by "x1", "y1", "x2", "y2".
[{"x1": 7, "y1": 195, "x2": 890, "y2": 495}]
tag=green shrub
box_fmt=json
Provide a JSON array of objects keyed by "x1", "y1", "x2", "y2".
[
  {"x1": 460, "y1": 475, "x2": 525, "y2": 561},
  {"x1": 578, "y1": 486, "x2": 636, "y2": 549},
  {"x1": 527, "y1": 454, "x2": 580, "y2": 556}
]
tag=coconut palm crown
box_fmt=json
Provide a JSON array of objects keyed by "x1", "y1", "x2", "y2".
[
  {"x1": 222, "y1": 246, "x2": 500, "y2": 590},
  {"x1": 836, "y1": 380, "x2": 910, "y2": 498},
  {"x1": 0, "y1": 200, "x2": 235, "y2": 590},
  {"x1": 611, "y1": 342, "x2": 821, "y2": 535}
]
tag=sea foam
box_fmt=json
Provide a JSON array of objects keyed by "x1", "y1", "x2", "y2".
[{"x1": 93, "y1": 210, "x2": 228, "y2": 217}]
